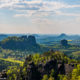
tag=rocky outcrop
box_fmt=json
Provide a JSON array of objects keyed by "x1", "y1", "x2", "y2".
[
  {"x1": 0, "y1": 35, "x2": 40, "y2": 51},
  {"x1": 3, "y1": 59, "x2": 76, "y2": 80},
  {"x1": 58, "y1": 61, "x2": 65, "y2": 75},
  {"x1": 0, "y1": 70, "x2": 7, "y2": 80},
  {"x1": 23, "y1": 60, "x2": 76, "y2": 80}
]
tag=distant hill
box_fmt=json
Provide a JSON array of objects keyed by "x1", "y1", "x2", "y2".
[
  {"x1": 36, "y1": 34, "x2": 80, "y2": 45},
  {"x1": 57, "y1": 33, "x2": 69, "y2": 40},
  {"x1": 0, "y1": 35, "x2": 45, "y2": 52}
]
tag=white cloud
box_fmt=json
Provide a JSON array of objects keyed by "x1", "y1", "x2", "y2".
[
  {"x1": 55, "y1": 10, "x2": 80, "y2": 17},
  {"x1": 0, "y1": 0, "x2": 80, "y2": 18}
]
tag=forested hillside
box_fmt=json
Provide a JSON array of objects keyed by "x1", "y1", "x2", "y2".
[
  {"x1": 0, "y1": 35, "x2": 48, "y2": 53},
  {"x1": 0, "y1": 35, "x2": 38, "y2": 50},
  {"x1": 2, "y1": 51, "x2": 79, "y2": 80}
]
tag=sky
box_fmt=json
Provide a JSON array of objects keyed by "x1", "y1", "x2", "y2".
[{"x1": 0, "y1": 0, "x2": 80, "y2": 34}]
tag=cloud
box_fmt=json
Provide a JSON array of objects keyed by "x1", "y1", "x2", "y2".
[
  {"x1": 55, "y1": 10, "x2": 80, "y2": 17},
  {"x1": 31, "y1": 17, "x2": 53, "y2": 25},
  {"x1": 0, "y1": 0, "x2": 80, "y2": 18}
]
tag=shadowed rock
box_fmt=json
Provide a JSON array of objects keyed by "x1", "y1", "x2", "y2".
[
  {"x1": 43, "y1": 59, "x2": 58, "y2": 75},
  {"x1": 27, "y1": 62, "x2": 41, "y2": 80}
]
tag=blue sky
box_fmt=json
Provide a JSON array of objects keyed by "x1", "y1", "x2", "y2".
[{"x1": 0, "y1": 0, "x2": 80, "y2": 34}]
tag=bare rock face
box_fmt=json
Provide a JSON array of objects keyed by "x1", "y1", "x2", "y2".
[
  {"x1": 58, "y1": 61, "x2": 65, "y2": 75},
  {"x1": 1, "y1": 70, "x2": 7, "y2": 78},
  {"x1": 0, "y1": 70, "x2": 7, "y2": 79},
  {"x1": 58, "y1": 62, "x2": 76, "y2": 75},
  {"x1": 64, "y1": 64, "x2": 74, "y2": 75}
]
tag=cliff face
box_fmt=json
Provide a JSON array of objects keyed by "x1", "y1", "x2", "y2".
[{"x1": 0, "y1": 35, "x2": 40, "y2": 51}]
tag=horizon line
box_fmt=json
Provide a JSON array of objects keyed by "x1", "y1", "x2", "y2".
[{"x1": 0, "y1": 33, "x2": 80, "y2": 35}]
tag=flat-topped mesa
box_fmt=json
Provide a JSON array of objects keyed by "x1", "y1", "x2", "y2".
[{"x1": 0, "y1": 35, "x2": 39, "y2": 51}]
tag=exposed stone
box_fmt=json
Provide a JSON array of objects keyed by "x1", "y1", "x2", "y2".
[{"x1": 58, "y1": 61, "x2": 65, "y2": 75}]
